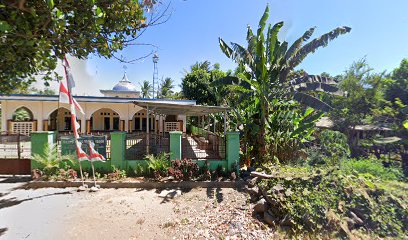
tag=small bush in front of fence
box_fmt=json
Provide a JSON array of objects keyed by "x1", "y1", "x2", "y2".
[
  {"x1": 168, "y1": 159, "x2": 200, "y2": 181},
  {"x1": 106, "y1": 165, "x2": 127, "y2": 181},
  {"x1": 32, "y1": 143, "x2": 77, "y2": 180},
  {"x1": 146, "y1": 152, "x2": 171, "y2": 179}
]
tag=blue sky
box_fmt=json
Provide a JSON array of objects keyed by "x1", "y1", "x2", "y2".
[{"x1": 59, "y1": 0, "x2": 408, "y2": 95}]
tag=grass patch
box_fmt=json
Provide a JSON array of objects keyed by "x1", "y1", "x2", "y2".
[{"x1": 258, "y1": 159, "x2": 407, "y2": 238}]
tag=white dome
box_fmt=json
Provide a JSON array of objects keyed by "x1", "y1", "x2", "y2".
[{"x1": 112, "y1": 73, "x2": 137, "y2": 91}]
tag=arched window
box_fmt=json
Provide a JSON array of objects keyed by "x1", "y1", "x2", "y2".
[{"x1": 12, "y1": 107, "x2": 33, "y2": 122}]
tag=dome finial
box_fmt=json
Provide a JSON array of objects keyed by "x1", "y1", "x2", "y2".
[{"x1": 121, "y1": 65, "x2": 129, "y2": 82}]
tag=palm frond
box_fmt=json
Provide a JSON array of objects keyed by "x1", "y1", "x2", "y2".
[
  {"x1": 257, "y1": 5, "x2": 270, "y2": 37},
  {"x1": 285, "y1": 27, "x2": 316, "y2": 61},
  {"x1": 292, "y1": 92, "x2": 332, "y2": 112},
  {"x1": 288, "y1": 75, "x2": 337, "y2": 86},
  {"x1": 231, "y1": 42, "x2": 254, "y2": 66},
  {"x1": 294, "y1": 82, "x2": 339, "y2": 93},
  {"x1": 267, "y1": 21, "x2": 284, "y2": 65},
  {"x1": 219, "y1": 38, "x2": 234, "y2": 58},
  {"x1": 288, "y1": 26, "x2": 351, "y2": 71},
  {"x1": 255, "y1": 31, "x2": 267, "y2": 79}
]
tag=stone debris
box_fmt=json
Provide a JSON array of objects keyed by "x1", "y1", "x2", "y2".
[{"x1": 173, "y1": 189, "x2": 276, "y2": 240}]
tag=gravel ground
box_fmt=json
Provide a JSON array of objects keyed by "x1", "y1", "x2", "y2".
[{"x1": 0, "y1": 177, "x2": 279, "y2": 240}]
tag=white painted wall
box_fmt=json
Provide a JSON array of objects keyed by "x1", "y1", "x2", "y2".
[{"x1": 0, "y1": 100, "x2": 188, "y2": 133}]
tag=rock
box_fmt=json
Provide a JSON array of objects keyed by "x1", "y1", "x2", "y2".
[
  {"x1": 89, "y1": 186, "x2": 99, "y2": 192},
  {"x1": 254, "y1": 199, "x2": 267, "y2": 213},
  {"x1": 31, "y1": 169, "x2": 42, "y2": 180},
  {"x1": 264, "y1": 210, "x2": 276, "y2": 226},
  {"x1": 160, "y1": 176, "x2": 175, "y2": 182},
  {"x1": 245, "y1": 186, "x2": 260, "y2": 203},
  {"x1": 247, "y1": 177, "x2": 258, "y2": 188},
  {"x1": 77, "y1": 185, "x2": 88, "y2": 192},
  {"x1": 159, "y1": 189, "x2": 182, "y2": 198},
  {"x1": 241, "y1": 171, "x2": 251, "y2": 180},
  {"x1": 349, "y1": 211, "x2": 364, "y2": 226},
  {"x1": 346, "y1": 217, "x2": 355, "y2": 230},
  {"x1": 250, "y1": 171, "x2": 274, "y2": 179},
  {"x1": 230, "y1": 172, "x2": 236, "y2": 181},
  {"x1": 247, "y1": 167, "x2": 256, "y2": 172}
]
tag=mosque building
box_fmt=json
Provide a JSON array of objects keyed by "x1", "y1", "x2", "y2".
[{"x1": 0, "y1": 72, "x2": 203, "y2": 135}]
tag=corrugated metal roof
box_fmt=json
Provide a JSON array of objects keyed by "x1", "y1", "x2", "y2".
[{"x1": 132, "y1": 100, "x2": 229, "y2": 116}]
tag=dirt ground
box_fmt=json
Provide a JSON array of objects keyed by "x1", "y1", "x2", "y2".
[{"x1": 0, "y1": 177, "x2": 278, "y2": 240}]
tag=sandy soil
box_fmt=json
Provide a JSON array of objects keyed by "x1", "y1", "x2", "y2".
[{"x1": 0, "y1": 177, "x2": 276, "y2": 240}]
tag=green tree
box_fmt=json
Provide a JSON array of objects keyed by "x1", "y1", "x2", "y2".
[
  {"x1": 12, "y1": 107, "x2": 33, "y2": 121},
  {"x1": 30, "y1": 87, "x2": 56, "y2": 95},
  {"x1": 181, "y1": 61, "x2": 226, "y2": 105},
  {"x1": 159, "y1": 77, "x2": 174, "y2": 98},
  {"x1": 387, "y1": 59, "x2": 408, "y2": 105},
  {"x1": 0, "y1": 0, "x2": 164, "y2": 93},
  {"x1": 140, "y1": 80, "x2": 152, "y2": 98},
  {"x1": 218, "y1": 5, "x2": 350, "y2": 163}
]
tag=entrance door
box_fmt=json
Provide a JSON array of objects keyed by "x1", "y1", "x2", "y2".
[
  {"x1": 113, "y1": 117, "x2": 120, "y2": 130},
  {"x1": 141, "y1": 118, "x2": 147, "y2": 131},
  {"x1": 134, "y1": 118, "x2": 141, "y2": 131},
  {"x1": 104, "y1": 117, "x2": 111, "y2": 131}
]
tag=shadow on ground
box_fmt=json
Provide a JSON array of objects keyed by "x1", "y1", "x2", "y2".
[
  {"x1": 0, "y1": 176, "x2": 31, "y2": 184},
  {"x1": 0, "y1": 191, "x2": 72, "y2": 210},
  {"x1": 0, "y1": 228, "x2": 7, "y2": 237},
  {"x1": 206, "y1": 187, "x2": 224, "y2": 203}
]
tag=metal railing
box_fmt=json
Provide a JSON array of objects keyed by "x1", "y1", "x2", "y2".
[
  {"x1": 182, "y1": 126, "x2": 225, "y2": 160},
  {"x1": 125, "y1": 132, "x2": 169, "y2": 160},
  {"x1": 0, "y1": 132, "x2": 31, "y2": 159}
]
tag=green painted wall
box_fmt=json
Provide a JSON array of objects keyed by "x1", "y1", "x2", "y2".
[
  {"x1": 31, "y1": 131, "x2": 56, "y2": 169},
  {"x1": 110, "y1": 131, "x2": 126, "y2": 169},
  {"x1": 169, "y1": 131, "x2": 182, "y2": 160},
  {"x1": 226, "y1": 132, "x2": 240, "y2": 173},
  {"x1": 30, "y1": 130, "x2": 240, "y2": 175},
  {"x1": 67, "y1": 160, "x2": 113, "y2": 174}
]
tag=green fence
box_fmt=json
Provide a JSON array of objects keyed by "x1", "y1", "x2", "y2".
[{"x1": 31, "y1": 131, "x2": 240, "y2": 174}]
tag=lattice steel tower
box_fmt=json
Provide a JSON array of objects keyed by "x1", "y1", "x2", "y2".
[{"x1": 152, "y1": 53, "x2": 159, "y2": 99}]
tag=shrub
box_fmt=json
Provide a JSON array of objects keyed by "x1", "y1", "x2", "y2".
[
  {"x1": 308, "y1": 130, "x2": 350, "y2": 166},
  {"x1": 133, "y1": 164, "x2": 149, "y2": 177},
  {"x1": 145, "y1": 152, "x2": 171, "y2": 179},
  {"x1": 107, "y1": 165, "x2": 127, "y2": 181},
  {"x1": 32, "y1": 143, "x2": 75, "y2": 179},
  {"x1": 258, "y1": 165, "x2": 408, "y2": 238},
  {"x1": 340, "y1": 157, "x2": 404, "y2": 181},
  {"x1": 168, "y1": 159, "x2": 200, "y2": 181}
]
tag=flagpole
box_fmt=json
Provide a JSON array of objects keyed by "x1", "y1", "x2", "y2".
[
  {"x1": 56, "y1": 66, "x2": 61, "y2": 157},
  {"x1": 63, "y1": 56, "x2": 86, "y2": 189}
]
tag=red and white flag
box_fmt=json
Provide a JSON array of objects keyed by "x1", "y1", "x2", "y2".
[
  {"x1": 59, "y1": 60, "x2": 84, "y2": 114},
  {"x1": 88, "y1": 141, "x2": 105, "y2": 162},
  {"x1": 62, "y1": 56, "x2": 89, "y2": 162},
  {"x1": 59, "y1": 80, "x2": 70, "y2": 104},
  {"x1": 76, "y1": 141, "x2": 89, "y2": 161}
]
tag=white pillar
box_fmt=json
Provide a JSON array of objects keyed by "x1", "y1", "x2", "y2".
[
  {"x1": 224, "y1": 111, "x2": 227, "y2": 136},
  {"x1": 146, "y1": 106, "x2": 149, "y2": 134},
  {"x1": 146, "y1": 105, "x2": 149, "y2": 154},
  {"x1": 38, "y1": 101, "x2": 44, "y2": 131},
  {"x1": 1, "y1": 101, "x2": 7, "y2": 132},
  {"x1": 81, "y1": 103, "x2": 86, "y2": 134},
  {"x1": 124, "y1": 118, "x2": 128, "y2": 132}
]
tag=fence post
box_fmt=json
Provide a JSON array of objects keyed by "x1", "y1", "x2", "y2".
[
  {"x1": 169, "y1": 131, "x2": 182, "y2": 160},
  {"x1": 17, "y1": 133, "x2": 21, "y2": 160},
  {"x1": 31, "y1": 131, "x2": 57, "y2": 170},
  {"x1": 226, "y1": 132, "x2": 240, "y2": 173},
  {"x1": 110, "y1": 132, "x2": 126, "y2": 169}
]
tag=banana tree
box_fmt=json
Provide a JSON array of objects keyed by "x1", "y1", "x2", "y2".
[{"x1": 218, "y1": 5, "x2": 351, "y2": 163}]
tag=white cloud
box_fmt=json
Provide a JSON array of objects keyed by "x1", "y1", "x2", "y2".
[{"x1": 32, "y1": 56, "x2": 107, "y2": 96}]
